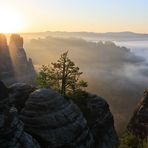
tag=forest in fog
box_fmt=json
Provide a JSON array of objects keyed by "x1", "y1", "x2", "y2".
[{"x1": 22, "y1": 35, "x2": 148, "y2": 130}]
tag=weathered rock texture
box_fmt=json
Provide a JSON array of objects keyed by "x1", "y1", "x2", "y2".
[
  {"x1": 128, "y1": 89, "x2": 148, "y2": 138},
  {"x1": 73, "y1": 92, "x2": 119, "y2": 148},
  {"x1": 20, "y1": 88, "x2": 95, "y2": 148},
  {"x1": 0, "y1": 82, "x2": 40, "y2": 148},
  {"x1": 1, "y1": 81, "x2": 118, "y2": 148},
  {"x1": 0, "y1": 34, "x2": 36, "y2": 85}
]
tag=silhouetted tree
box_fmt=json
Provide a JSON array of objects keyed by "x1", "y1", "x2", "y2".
[{"x1": 37, "y1": 51, "x2": 87, "y2": 96}]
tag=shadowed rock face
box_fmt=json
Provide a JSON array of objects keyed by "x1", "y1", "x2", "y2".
[
  {"x1": 86, "y1": 94, "x2": 119, "y2": 148},
  {"x1": 9, "y1": 83, "x2": 36, "y2": 112},
  {"x1": 73, "y1": 93, "x2": 119, "y2": 148},
  {"x1": 20, "y1": 88, "x2": 95, "y2": 148},
  {"x1": 0, "y1": 81, "x2": 9, "y2": 99},
  {"x1": 128, "y1": 89, "x2": 148, "y2": 138},
  {"x1": 0, "y1": 108, "x2": 41, "y2": 148},
  {"x1": 0, "y1": 82, "x2": 40, "y2": 148},
  {"x1": 4, "y1": 83, "x2": 118, "y2": 148}
]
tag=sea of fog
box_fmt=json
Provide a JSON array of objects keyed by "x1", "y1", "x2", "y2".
[
  {"x1": 114, "y1": 41, "x2": 148, "y2": 62},
  {"x1": 84, "y1": 37, "x2": 148, "y2": 63},
  {"x1": 24, "y1": 36, "x2": 148, "y2": 130}
]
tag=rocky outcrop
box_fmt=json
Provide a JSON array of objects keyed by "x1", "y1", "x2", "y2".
[
  {"x1": 0, "y1": 82, "x2": 40, "y2": 148},
  {"x1": 9, "y1": 34, "x2": 36, "y2": 83},
  {"x1": 86, "y1": 94, "x2": 119, "y2": 148},
  {"x1": 0, "y1": 34, "x2": 36, "y2": 85},
  {"x1": 0, "y1": 81, "x2": 118, "y2": 148},
  {"x1": 73, "y1": 92, "x2": 119, "y2": 148},
  {"x1": 0, "y1": 107, "x2": 40, "y2": 148},
  {"x1": 0, "y1": 34, "x2": 14, "y2": 82},
  {"x1": 128, "y1": 89, "x2": 148, "y2": 138},
  {"x1": 20, "y1": 88, "x2": 95, "y2": 148}
]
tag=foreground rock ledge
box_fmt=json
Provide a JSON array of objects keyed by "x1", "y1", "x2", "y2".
[
  {"x1": 1, "y1": 82, "x2": 119, "y2": 148},
  {"x1": 73, "y1": 92, "x2": 119, "y2": 148},
  {"x1": 20, "y1": 88, "x2": 95, "y2": 148},
  {"x1": 0, "y1": 99, "x2": 40, "y2": 147}
]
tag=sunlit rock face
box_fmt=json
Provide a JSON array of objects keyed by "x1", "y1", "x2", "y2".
[
  {"x1": 0, "y1": 34, "x2": 36, "y2": 84},
  {"x1": 0, "y1": 34, "x2": 14, "y2": 83},
  {"x1": 9, "y1": 34, "x2": 36, "y2": 83},
  {"x1": 128, "y1": 89, "x2": 148, "y2": 138},
  {"x1": 20, "y1": 88, "x2": 95, "y2": 148}
]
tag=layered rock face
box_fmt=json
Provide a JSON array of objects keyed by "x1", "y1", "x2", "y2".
[
  {"x1": 86, "y1": 94, "x2": 119, "y2": 148},
  {"x1": 0, "y1": 34, "x2": 14, "y2": 82},
  {"x1": 20, "y1": 88, "x2": 95, "y2": 148},
  {"x1": 128, "y1": 89, "x2": 148, "y2": 138},
  {"x1": 0, "y1": 34, "x2": 36, "y2": 84},
  {"x1": 0, "y1": 107, "x2": 41, "y2": 148},
  {"x1": 73, "y1": 93, "x2": 119, "y2": 148},
  {"x1": 0, "y1": 81, "x2": 118, "y2": 148}
]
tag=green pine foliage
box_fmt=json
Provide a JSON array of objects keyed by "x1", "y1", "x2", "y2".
[
  {"x1": 119, "y1": 132, "x2": 148, "y2": 148},
  {"x1": 36, "y1": 51, "x2": 87, "y2": 96}
]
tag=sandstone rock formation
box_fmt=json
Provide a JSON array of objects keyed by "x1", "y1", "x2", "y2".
[
  {"x1": 86, "y1": 94, "x2": 119, "y2": 148},
  {"x1": 128, "y1": 89, "x2": 148, "y2": 138},
  {"x1": 0, "y1": 34, "x2": 36, "y2": 85},
  {"x1": 0, "y1": 107, "x2": 41, "y2": 148},
  {"x1": 9, "y1": 34, "x2": 36, "y2": 83},
  {"x1": 20, "y1": 88, "x2": 95, "y2": 148},
  {"x1": 0, "y1": 34, "x2": 14, "y2": 83},
  {"x1": 0, "y1": 82, "x2": 40, "y2": 148},
  {"x1": 73, "y1": 92, "x2": 119, "y2": 148},
  {"x1": 1, "y1": 81, "x2": 118, "y2": 148}
]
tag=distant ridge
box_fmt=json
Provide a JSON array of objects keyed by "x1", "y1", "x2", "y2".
[{"x1": 18, "y1": 31, "x2": 148, "y2": 41}]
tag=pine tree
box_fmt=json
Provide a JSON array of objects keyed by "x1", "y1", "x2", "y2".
[{"x1": 37, "y1": 51, "x2": 87, "y2": 96}]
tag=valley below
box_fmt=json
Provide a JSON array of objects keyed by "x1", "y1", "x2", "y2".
[{"x1": 21, "y1": 32, "x2": 148, "y2": 131}]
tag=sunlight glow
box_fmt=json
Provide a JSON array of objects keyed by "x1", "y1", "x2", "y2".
[{"x1": 0, "y1": 7, "x2": 24, "y2": 33}]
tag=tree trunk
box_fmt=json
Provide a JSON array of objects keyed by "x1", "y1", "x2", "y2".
[{"x1": 61, "y1": 58, "x2": 66, "y2": 95}]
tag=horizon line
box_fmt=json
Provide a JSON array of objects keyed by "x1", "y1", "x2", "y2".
[{"x1": 1, "y1": 30, "x2": 148, "y2": 35}]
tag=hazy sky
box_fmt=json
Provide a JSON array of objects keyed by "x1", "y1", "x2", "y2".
[{"x1": 0, "y1": 0, "x2": 148, "y2": 33}]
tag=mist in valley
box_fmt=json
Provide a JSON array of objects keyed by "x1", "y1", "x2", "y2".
[{"x1": 23, "y1": 35, "x2": 148, "y2": 131}]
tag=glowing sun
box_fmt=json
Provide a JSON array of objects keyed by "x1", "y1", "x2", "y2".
[{"x1": 0, "y1": 8, "x2": 24, "y2": 33}]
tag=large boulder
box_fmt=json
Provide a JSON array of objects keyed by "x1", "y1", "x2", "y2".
[
  {"x1": 20, "y1": 88, "x2": 95, "y2": 148},
  {"x1": 73, "y1": 92, "x2": 119, "y2": 148},
  {"x1": 128, "y1": 89, "x2": 148, "y2": 138}
]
